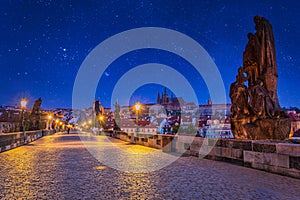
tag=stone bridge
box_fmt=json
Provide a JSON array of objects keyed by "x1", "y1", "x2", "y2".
[{"x1": 0, "y1": 131, "x2": 299, "y2": 199}]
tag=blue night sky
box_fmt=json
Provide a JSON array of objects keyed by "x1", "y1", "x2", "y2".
[{"x1": 0, "y1": 0, "x2": 299, "y2": 109}]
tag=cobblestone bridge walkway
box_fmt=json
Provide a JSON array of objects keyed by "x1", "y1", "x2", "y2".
[{"x1": 0, "y1": 132, "x2": 299, "y2": 199}]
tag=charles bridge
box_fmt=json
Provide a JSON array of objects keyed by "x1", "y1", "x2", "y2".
[
  {"x1": 0, "y1": 130, "x2": 299, "y2": 199},
  {"x1": 0, "y1": 15, "x2": 299, "y2": 199}
]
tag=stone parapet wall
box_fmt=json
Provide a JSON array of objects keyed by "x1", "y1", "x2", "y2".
[
  {"x1": 112, "y1": 131, "x2": 163, "y2": 149},
  {"x1": 0, "y1": 129, "x2": 57, "y2": 153},
  {"x1": 166, "y1": 136, "x2": 300, "y2": 179},
  {"x1": 111, "y1": 132, "x2": 300, "y2": 178}
]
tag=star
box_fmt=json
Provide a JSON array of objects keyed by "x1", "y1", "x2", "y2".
[{"x1": 0, "y1": 1, "x2": 298, "y2": 109}]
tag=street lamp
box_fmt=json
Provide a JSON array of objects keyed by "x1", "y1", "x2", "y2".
[
  {"x1": 47, "y1": 114, "x2": 53, "y2": 130},
  {"x1": 20, "y1": 98, "x2": 28, "y2": 132},
  {"x1": 59, "y1": 121, "x2": 63, "y2": 130},
  {"x1": 99, "y1": 115, "x2": 104, "y2": 128},
  {"x1": 20, "y1": 98, "x2": 27, "y2": 143},
  {"x1": 20, "y1": 98, "x2": 27, "y2": 110},
  {"x1": 135, "y1": 102, "x2": 141, "y2": 133},
  {"x1": 55, "y1": 119, "x2": 59, "y2": 130},
  {"x1": 98, "y1": 115, "x2": 104, "y2": 135}
]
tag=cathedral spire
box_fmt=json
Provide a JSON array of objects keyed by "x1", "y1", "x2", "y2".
[
  {"x1": 157, "y1": 92, "x2": 161, "y2": 104},
  {"x1": 161, "y1": 88, "x2": 169, "y2": 104}
]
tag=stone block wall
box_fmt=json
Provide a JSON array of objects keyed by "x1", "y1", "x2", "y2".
[
  {"x1": 0, "y1": 129, "x2": 56, "y2": 153},
  {"x1": 243, "y1": 142, "x2": 300, "y2": 178},
  {"x1": 165, "y1": 136, "x2": 300, "y2": 179},
  {"x1": 112, "y1": 131, "x2": 163, "y2": 149},
  {"x1": 111, "y1": 132, "x2": 300, "y2": 178}
]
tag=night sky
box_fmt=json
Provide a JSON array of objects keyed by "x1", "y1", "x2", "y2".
[{"x1": 0, "y1": 0, "x2": 299, "y2": 109}]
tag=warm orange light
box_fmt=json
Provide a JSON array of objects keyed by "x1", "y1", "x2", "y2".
[
  {"x1": 88, "y1": 120, "x2": 92, "y2": 124},
  {"x1": 135, "y1": 102, "x2": 141, "y2": 111},
  {"x1": 99, "y1": 115, "x2": 104, "y2": 121},
  {"x1": 93, "y1": 165, "x2": 107, "y2": 170},
  {"x1": 48, "y1": 115, "x2": 53, "y2": 120},
  {"x1": 55, "y1": 119, "x2": 59, "y2": 123},
  {"x1": 20, "y1": 98, "x2": 28, "y2": 109},
  {"x1": 59, "y1": 122, "x2": 63, "y2": 125}
]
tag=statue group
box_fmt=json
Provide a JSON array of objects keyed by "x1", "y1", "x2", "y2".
[
  {"x1": 29, "y1": 97, "x2": 42, "y2": 130},
  {"x1": 94, "y1": 99, "x2": 104, "y2": 125},
  {"x1": 230, "y1": 16, "x2": 290, "y2": 140}
]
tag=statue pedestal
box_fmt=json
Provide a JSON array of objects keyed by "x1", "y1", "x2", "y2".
[{"x1": 231, "y1": 117, "x2": 291, "y2": 140}]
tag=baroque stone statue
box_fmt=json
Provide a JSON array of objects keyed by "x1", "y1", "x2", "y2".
[
  {"x1": 230, "y1": 67, "x2": 249, "y2": 118},
  {"x1": 114, "y1": 100, "x2": 121, "y2": 131},
  {"x1": 29, "y1": 97, "x2": 42, "y2": 130},
  {"x1": 94, "y1": 98, "x2": 104, "y2": 127},
  {"x1": 94, "y1": 99, "x2": 103, "y2": 116},
  {"x1": 230, "y1": 16, "x2": 290, "y2": 140}
]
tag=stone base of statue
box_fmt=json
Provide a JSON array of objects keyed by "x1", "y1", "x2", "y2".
[{"x1": 231, "y1": 117, "x2": 291, "y2": 140}]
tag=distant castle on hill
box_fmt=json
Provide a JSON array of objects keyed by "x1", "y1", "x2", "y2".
[{"x1": 156, "y1": 88, "x2": 184, "y2": 105}]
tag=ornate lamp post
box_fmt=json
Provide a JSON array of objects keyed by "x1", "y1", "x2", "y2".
[
  {"x1": 20, "y1": 98, "x2": 27, "y2": 131},
  {"x1": 99, "y1": 115, "x2": 103, "y2": 128},
  {"x1": 88, "y1": 119, "x2": 92, "y2": 131},
  {"x1": 59, "y1": 121, "x2": 63, "y2": 131},
  {"x1": 135, "y1": 102, "x2": 141, "y2": 134},
  {"x1": 47, "y1": 114, "x2": 53, "y2": 130},
  {"x1": 97, "y1": 115, "x2": 104, "y2": 135},
  {"x1": 55, "y1": 119, "x2": 59, "y2": 130},
  {"x1": 20, "y1": 98, "x2": 28, "y2": 143}
]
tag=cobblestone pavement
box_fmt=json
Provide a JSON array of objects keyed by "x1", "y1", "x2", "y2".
[{"x1": 0, "y1": 132, "x2": 299, "y2": 200}]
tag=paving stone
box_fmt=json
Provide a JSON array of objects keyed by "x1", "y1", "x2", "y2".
[{"x1": 0, "y1": 132, "x2": 299, "y2": 199}]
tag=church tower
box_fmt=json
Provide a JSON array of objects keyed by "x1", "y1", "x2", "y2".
[
  {"x1": 157, "y1": 92, "x2": 161, "y2": 104},
  {"x1": 162, "y1": 87, "x2": 169, "y2": 104}
]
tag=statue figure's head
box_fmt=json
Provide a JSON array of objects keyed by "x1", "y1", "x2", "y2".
[
  {"x1": 238, "y1": 66, "x2": 243, "y2": 74},
  {"x1": 247, "y1": 33, "x2": 254, "y2": 39},
  {"x1": 254, "y1": 16, "x2": 262, "y2": 24},
  {"x1": 254, "y1": 16, "x2": 263, "y2": 31}
]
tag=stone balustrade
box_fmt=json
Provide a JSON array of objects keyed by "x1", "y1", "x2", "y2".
[
  {"x1": 111, "y1": 131, "x2": 163, "y2": 149},
  {"x1": 112, "y1": 131, "x2": 300, "y2": 179},
  {"x1": 0, "y1": 129, "x2": 57, "y2": 153}
]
